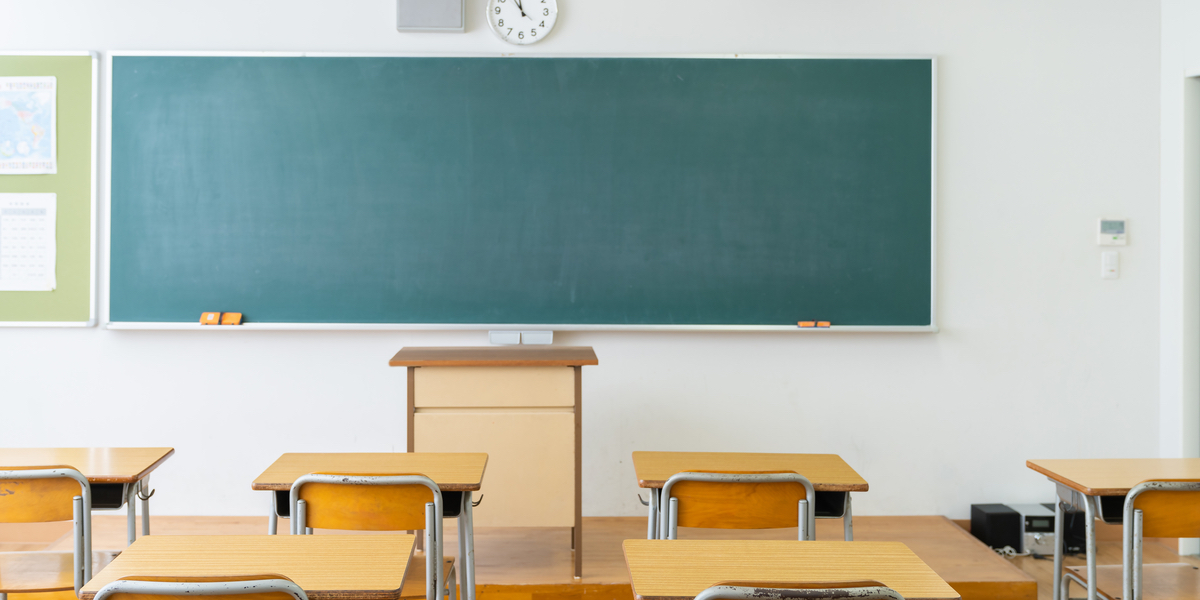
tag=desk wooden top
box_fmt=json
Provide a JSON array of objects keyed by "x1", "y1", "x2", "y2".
[
  {"x1": 252, "y1": 452, "x2": 489, "y2": 492},
  {"x1": 1027, "y1": 458, "x2": 1200, "y2": 496},
  {"x1": 389, "y1": 346, "x2": 599, "y2": 367},
  {"x1": 623, "y1": 540, "x2": 959, "y2": 600},
  {"x1": 0, "y1": 448, "x2": 174, "y2": 483},
  {"x1": 632, "y1": 452, "x2": 868, "y2": 492},
  {"x1": 80, "y1": 535, "x2": 414, "y2": 600}
]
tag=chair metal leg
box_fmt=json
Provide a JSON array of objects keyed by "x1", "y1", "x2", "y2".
[
  {"x1": 843, "y1": 494, "x2": 853, "y2": 541},
  {"x1": 426, "y1": 502, "x2": 436, "y2": 600},
  {"x1": 294, "y1": 500, "x2": 307, "y2": 535},
  {"x1": 798, "y1": 499, "x2": 809, "y2": 541},
  {"x1": 1132, "y1": 509, "x2": 1143, "y2": 600},
  {"x1": 268, "y1": 493, "x2": 278, "y2": 535},
  {"x1": 659, "y1": 493, "x2": 670, "y2": 540},
  {"x1": 447, "y1": 564, "x2": 457, "y2": 600},
  {"x1": 1053, "y1": 500, "x2": 1065, "y2": 600},
  {"x1": 668, "y1": 497, "x2": 679, "y2": 540},
  {"x1": 73, "y1": 496, "x2": 84, "y2": 594}
]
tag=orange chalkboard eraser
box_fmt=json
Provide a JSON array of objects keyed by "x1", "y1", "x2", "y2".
[
  {"x1": 200, "y1": 312, "x2": 221, "y2": 325},
  {"x1": 816, "y1": 321, "x2": 831, "y2": 328},
  {"x1": 220, "y1": 312, "x2": 243, "y2": 325},
  {"x1": 797, "y1": 321, "x2": 816, "y2": 328}
]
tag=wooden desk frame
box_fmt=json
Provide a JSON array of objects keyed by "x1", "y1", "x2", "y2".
[
  {"x1": 1026, "y1": 458, "x2": 1200, "y2": 600},
  {"x1": 0, "y1": 447, "x2": 174, "y2": 546}
]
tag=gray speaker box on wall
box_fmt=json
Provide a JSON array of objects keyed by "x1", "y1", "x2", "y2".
[{"x1": 397, "y1": 0, "x2": 464, "y2": 31}]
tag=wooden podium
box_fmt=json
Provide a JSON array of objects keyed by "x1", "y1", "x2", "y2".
[{"x1": 389, "y1": 346, "x2": 599, "y2": 578}]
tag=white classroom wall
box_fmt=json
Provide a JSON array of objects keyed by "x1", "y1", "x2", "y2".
[
  {"x1": 0, "y1": 1, "x2": 1163, "y2": 518},
  {"x1": 1159, "y1": 0, "x2": 1200, "y2": 553}
]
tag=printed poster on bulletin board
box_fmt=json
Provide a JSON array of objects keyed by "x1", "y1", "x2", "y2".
[{"x1": 0, "y1": 76, "x2": 56, "y2": 174}]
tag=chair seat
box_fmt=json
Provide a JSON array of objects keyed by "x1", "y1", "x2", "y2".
[
  {"x1": 1067, "y1": 563, "x2": 1200, "y2": 600},
  {"x1": 399, "y1": 553, "x2": 456, "y2": 599},
  {"x1": 3, "y1": 590, "x2": 82, "y2": 600}
]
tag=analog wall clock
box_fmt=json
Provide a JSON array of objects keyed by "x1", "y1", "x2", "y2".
[{"x1": 487, "y1": 0, "x2": 557, "y2": 45}]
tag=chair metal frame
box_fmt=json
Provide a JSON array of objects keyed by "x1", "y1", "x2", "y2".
[
  {"x1": 0, "y1": 466, "x2": 93, "y2": 595},
  {"x1": 659, "y1": 472, "x2": 817, "y2": 541},
  {"x1": 289, "y1": 474, "x2": 452, "y2": 600},
  {"x1": 93, "y1": 578, "x2": 308, "y2": 600},
  {"x1": 1059, "y1": 480, "x2": 1200, "y2": 600},
  {"x1": 694, "y1": 584, "x2": 904, "y2": 600}
]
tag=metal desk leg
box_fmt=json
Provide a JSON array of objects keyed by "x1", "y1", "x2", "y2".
[
  {"x1": 1084, "y1": 496, "x2": 1097, "y2": 600},
  {"x1": 457, "y1": 495, "x2": 468, "y2": 600},
  {"x1": 126, "y1": 483, "x2": 137, "y2": 546},
  {"x1": 1052, "y1": 500, "x2": 1064, "y2": 600},
  {"x1": 843, "y1": 493, "x2": 853, "y2": 541},
  {"x1": 462, "y1": 491, "x2": 477, "y2": 600},
  {"x1": 268, "y1": 492, "x2": 278, "y2": 535},
  {"x1": 139, "y1": 477, "x2": 152, "y2": 536}
]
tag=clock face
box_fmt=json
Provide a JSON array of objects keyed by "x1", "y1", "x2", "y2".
[{"x1": 487, "y1": 0, "x2": 557, "y2": 45}]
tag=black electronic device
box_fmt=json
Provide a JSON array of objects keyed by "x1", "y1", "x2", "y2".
[
  {"x1": 970, "y1": 503, "x2": 1085, "y2": 554},
  {"x1": 971, "y1": 504, "x2": 1021, "y2": 551}
]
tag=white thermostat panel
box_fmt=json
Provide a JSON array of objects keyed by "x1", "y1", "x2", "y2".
[{"x1": 1098, "y1": 218, "x2": 1127, "y2": 245}]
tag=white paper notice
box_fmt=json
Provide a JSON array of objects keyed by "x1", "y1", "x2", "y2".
[
  {"x1": 0, "y1": 76, "x2": 57, "y2": 174},
  {"x1": 0, "y1": 193, "x2": 57, "y2": 291}
]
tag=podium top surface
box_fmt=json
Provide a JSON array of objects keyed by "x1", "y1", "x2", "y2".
[{"x1": 389, "y1": 346, "x2": 598, "y2": 367}]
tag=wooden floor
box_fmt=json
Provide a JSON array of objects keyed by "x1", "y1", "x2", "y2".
[{"x1": 3, "y1": 515, "x2": 1196, "y2": 600}]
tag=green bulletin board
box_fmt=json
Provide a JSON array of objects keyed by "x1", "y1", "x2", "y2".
[{"x1": 0, "y1": 52, "x2": 96, "y2": 326}]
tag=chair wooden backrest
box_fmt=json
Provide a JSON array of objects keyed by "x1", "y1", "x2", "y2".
[
  {"x1": 1121, "y1": 479, "x2": 1200, "y2": 600},
  {"x1": 661, "y1": 471, "x2": 817, "y2": 540},
  {"x1": 294, "y1": 472, "x2": 434, "y2": 531},
  {"x1": 289, "y1": 473, "x2": 445, "y2": 600},
  {"x1": 0, "y1": 465, "x2": 93, "y2": 592},
  {"x1": 1128, "y1": 479, "x2": 1200, "y2": 538},
  {"x1": 670, "y1": 471, "x2": 810, "y2": 529},
  {"x1": 696, "y1": 582, "x2": 902, "y2": 600},
  {"x1": 93, "y1": 575, "x2": 307, "y2": 600},
  {"x1": 0, "y1": 465, "x2": 86, "y2": 523}
]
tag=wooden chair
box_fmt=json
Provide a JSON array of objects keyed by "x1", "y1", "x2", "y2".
[
  {"x1": 1062, "y1": 479, "x2": 1200, "y2": 600},
  {"x1": 694, "y1": 582, "x2": 903, "y2": 600},
  {"x1": 93, "y1": 575, "x2": 307, "y2": 600},
  {"x1": 289, "y1": 473, "x2": 455, "y2": 600},
  {"x1": 660, "y1": 471, "x2": 817, "y2": 540},
  {"x1": 0, "y1": 466, "x2": 92, "y2": 600}
]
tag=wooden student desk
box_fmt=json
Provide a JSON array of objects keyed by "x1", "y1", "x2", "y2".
[
  {"x1": 1027, "y1": 458, "x2": 1200, "y2": 600},
  {"x1": 632, "y1": 451, "x2": 868, "y2": 540},
  {"x1": 253, "y1": 452, "x2": 487, "y2": 600},
  {"x1": 390, "y1": 346, "x2": 599, "y2": 579},
  {"x1": 0, "y1": 447, "x2": 174, "y2": 545},
  {"x1": 623, "y1": 539, "x2": 960, "y2": 600},
  {"x1": 79, "y1": 534, "x2": 414, "y2": 600}
]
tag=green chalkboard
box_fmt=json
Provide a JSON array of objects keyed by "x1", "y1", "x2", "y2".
[
  {"x1": 0, "y1": 53, "x2": 95, "y2": 325},
  {"x1": 110, "y1": 56, "x2": 934, "y2": 328}
]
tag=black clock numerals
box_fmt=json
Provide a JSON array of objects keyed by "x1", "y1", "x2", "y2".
[{"x1": 491, "y1": 0, "x2": 554, "y2": 44}]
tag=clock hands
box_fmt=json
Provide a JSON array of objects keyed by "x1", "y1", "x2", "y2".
[{"x1": 512, "y1": 0, "x2": 533, "y2": 19}]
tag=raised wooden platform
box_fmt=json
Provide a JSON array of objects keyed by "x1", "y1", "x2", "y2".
[{"x1": 6, "y1": 515, "x2": 1037, "y2": 600}]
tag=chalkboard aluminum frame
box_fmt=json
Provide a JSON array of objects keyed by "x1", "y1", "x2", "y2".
[
  {"x1": 0, "y1": 51, "x2": 99, "y2": 328},
  {"x1": 103, "y1": 51, "x2": 938, "y2": 333}
]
